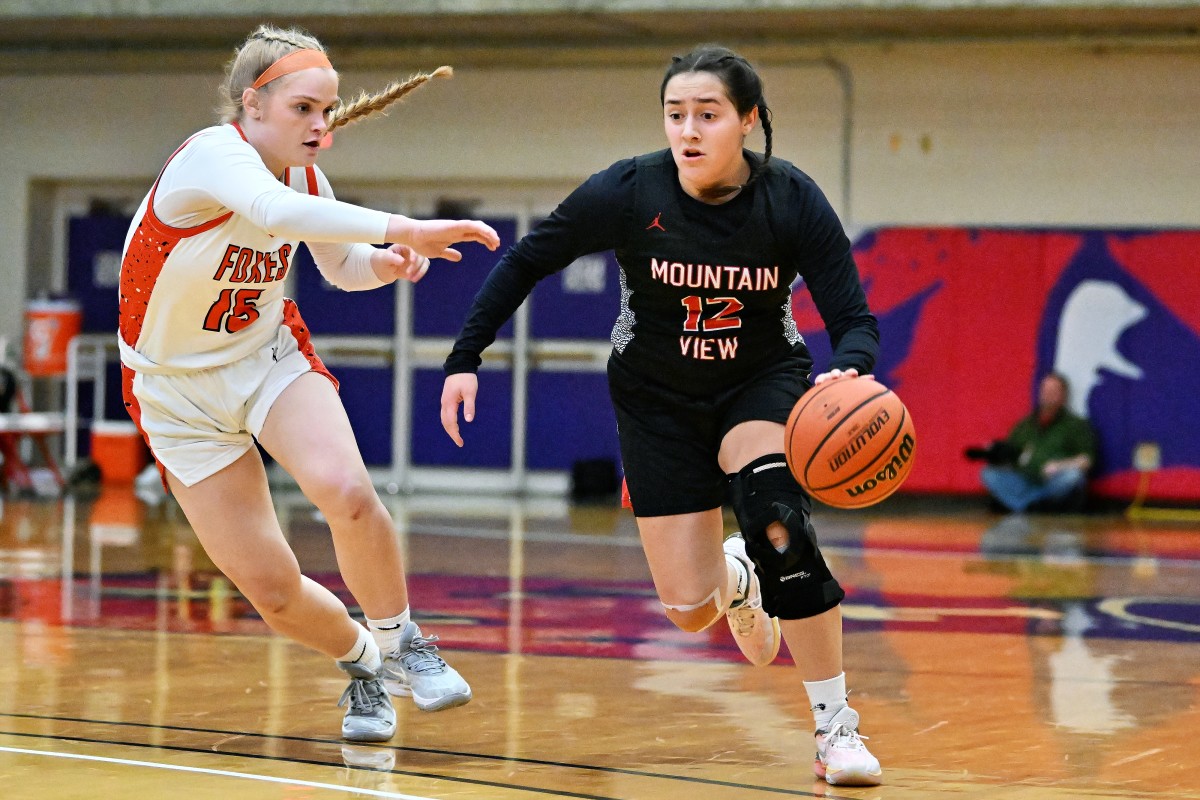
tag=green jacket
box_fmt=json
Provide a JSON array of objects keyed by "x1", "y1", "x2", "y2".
[{"x1": 1007, "y1": 409, "x2": 1098, "y2": 484}]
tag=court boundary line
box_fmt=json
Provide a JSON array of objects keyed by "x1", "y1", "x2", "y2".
[
  {"x1": 0, "y1": 715, "x2": 830, "y2": 798},
  {"x1": 0, "y1": 732, "x2": 625, "y2": 800},
  {"x1": 0, "y1": 743, "x2": 434, "y2": 800}
]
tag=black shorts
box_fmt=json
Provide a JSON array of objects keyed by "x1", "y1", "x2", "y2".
[{"x1": 608, "y1": 348, "x2": 813, "y2": 517}]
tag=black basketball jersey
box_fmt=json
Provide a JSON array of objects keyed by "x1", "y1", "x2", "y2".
[
  {"x1": 611, "y1": 149, "x2": 802, "y2": 394},
  {"x1": 445, "y1": 149, "x2": 878, "y2": 396}
]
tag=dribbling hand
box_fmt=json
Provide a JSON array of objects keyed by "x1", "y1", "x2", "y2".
[{"x1": 813, "y1": 367, "x2": 873, "y2": 385}]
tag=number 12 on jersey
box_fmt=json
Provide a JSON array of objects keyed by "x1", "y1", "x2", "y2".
[
  {"x1": 680, "y1": 295, "x2": 742, "y2": 361},
  {"x1": 681, "y1": 296, "x2": 743, "y2": 331}
]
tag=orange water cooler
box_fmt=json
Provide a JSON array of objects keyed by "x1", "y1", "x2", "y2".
[
  {"x1": 23, "y1": 298, "x2": 83, "y2": 377},
  {"x1": 91, "y1": 420, "x2": 147, "y2": 484}
]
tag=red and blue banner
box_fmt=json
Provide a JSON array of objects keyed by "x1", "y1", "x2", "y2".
[{"x1": 794, "y1": 228, "x2": 1200, "y2": 502}]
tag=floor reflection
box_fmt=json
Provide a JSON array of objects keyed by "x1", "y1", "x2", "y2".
[
  {"x1": 1, "y1": 489, "x2": 1198, "y2": 657},
  {"x1": 0, "y1": 487, "x2": 1198, "y2": 797}
]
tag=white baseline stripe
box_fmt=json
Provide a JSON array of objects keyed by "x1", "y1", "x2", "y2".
[{"x1": 0, "y1": 745, "x2": 434, "y2": 800}]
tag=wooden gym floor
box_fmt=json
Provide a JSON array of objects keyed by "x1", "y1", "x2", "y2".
[{"x1": 0, "y1": 486, "x2": 1197, "y2": 799}]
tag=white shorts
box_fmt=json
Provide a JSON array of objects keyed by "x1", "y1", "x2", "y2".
[{"x1": 127, "y1": 317, "x2": 335, "y2": 488}]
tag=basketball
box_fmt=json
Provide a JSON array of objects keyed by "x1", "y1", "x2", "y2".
[{"x1": 784, "y1": 377, "x2": 916, "y2": 509}]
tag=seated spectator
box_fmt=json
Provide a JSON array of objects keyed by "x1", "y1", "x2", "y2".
[{"x1": 965, "y1": 372, "x2": 1097, "y2": 513}]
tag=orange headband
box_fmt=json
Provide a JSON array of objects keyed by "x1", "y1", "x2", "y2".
[{"x1": 251, "y1": 49, "x2": 333, "y2": 90}]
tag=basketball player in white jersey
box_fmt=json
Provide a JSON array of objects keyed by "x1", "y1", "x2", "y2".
[{"x1": 118, "y1": 24, "x2": 500, "y2": 742}]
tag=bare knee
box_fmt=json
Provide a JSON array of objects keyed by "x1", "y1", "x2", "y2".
[
  {"x1": 234, "y1": 566, "x2": 303, "y2": 617},
  {"x1": 307, "y1": 474, "x2": 385, "y2": 525}
]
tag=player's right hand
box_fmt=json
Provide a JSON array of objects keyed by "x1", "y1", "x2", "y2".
[
  {"x1": 813, "y1": 368, "x2": 873, "y2": 385},
  {"x1": 412, "y1": 219, "x2": 500, "y2": 262},
  {"x1": 440, "y1": 372, "x2": 478, "y2": 447}
]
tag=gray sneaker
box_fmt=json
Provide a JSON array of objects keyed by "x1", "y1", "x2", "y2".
[
  {"x1": 381, "y1": 621, "x2": 472, "y2": 711},
  {"x1": 336, "y1": 662, "x2": 397, "y2": 742}
]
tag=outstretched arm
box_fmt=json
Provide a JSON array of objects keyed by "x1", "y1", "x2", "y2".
[
  {"x1": 386, "y1": 218, "x2": 500, "y2": 262},
  {"x1": 440, "y1": 161, "x2": 633, "y2": 444}
]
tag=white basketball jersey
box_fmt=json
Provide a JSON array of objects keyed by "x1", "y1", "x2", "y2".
[{"x1": 119, "y1": 123, "x2": 386, "y2": 374}]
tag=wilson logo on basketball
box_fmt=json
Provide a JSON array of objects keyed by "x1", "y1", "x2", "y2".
[
  {"x1": 828, "y1": 408, "x2": 891, "y2": 474},
  {"x1": 845, "y1": 433, "x2": 915, "y2": 499},
  {"x1": 785, "y1": 376, "x2": 916, "y2": 508}
]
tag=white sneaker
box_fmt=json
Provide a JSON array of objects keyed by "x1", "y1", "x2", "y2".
[
  {"x1": 723, "y1": 533, "x2": 781, "y2": 667},
  {"x1": 813, "y1": 706, "x2": 883, "y2": 786},
  {"x1": 381, "y1": 621, "x2": 472, "y2": 711}
]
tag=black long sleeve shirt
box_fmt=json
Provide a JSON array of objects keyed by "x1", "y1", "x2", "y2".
[{"x1": 446, "y1": 149, "x2": 878, "y2": 396}]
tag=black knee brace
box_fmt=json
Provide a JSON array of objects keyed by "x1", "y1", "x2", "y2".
[{"x1": 727, "y1": 454, "x2": 845, "y2": 620}]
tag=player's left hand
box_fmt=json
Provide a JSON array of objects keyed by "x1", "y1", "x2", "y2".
[{"x1": 372, "y1": 243, "x2": 431, "y2": 284}]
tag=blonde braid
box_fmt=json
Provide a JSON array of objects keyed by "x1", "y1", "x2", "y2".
[
  {"x1": 253, "y1": 26, "x2": 316, "y2": 50},
  {"x1": 328, "y1": 66, "x2": 453, "y2": 132}
]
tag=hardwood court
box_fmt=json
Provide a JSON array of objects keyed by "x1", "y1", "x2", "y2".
[{"x1": 0, "y1": 488, "x2": 1197, "y2": 799}]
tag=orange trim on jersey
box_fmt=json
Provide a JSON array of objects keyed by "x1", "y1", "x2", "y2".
[
  {"x1": 251, "y1": 49, "x2": 333, "y2": 90},
  {"x1": 282, "y1": 299, "x2": 339, "y2": 392},
  {"x1": 119, "y1": 219, "x2": 184, "y2": 347},
  {"x1": 121, "y1": 365, "x2": 169, "y2": 492},
  {"x1": 140, "y1": 133, "x2": 234, "y2": 239},
  {"x1": 119, "y1": 131, "x2": 234, "y2": 348},
  {"x1": 287, "y1": 166, "x2": 321, "y2": 196}
]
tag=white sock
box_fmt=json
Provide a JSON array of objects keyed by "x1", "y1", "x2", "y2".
[
  {"x1": 367, "y1": 607, "x2": 412, "y2": 656},
  {"x1": 804, "y1": 672, "x2": 848, "y2": 731},
  {"x1": 337, "y1": 624, "x2": 382, "y2": 673},
  {"x1": 724, "y1": 554, "x2": 750, "y2": 607}
]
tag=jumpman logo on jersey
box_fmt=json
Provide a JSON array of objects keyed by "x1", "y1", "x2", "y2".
[{"x1": 646, "y1": 212, "x2": 666, "y2": 232}]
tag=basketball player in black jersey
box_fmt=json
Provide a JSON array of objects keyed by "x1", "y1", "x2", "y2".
[{"x1": 441, "y1": 45, "x2": 883, "y2": 786}]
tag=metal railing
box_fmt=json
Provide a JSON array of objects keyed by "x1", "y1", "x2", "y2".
[{"x1": 61, "y1": 328, "x2": 611, "y2": 494}]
